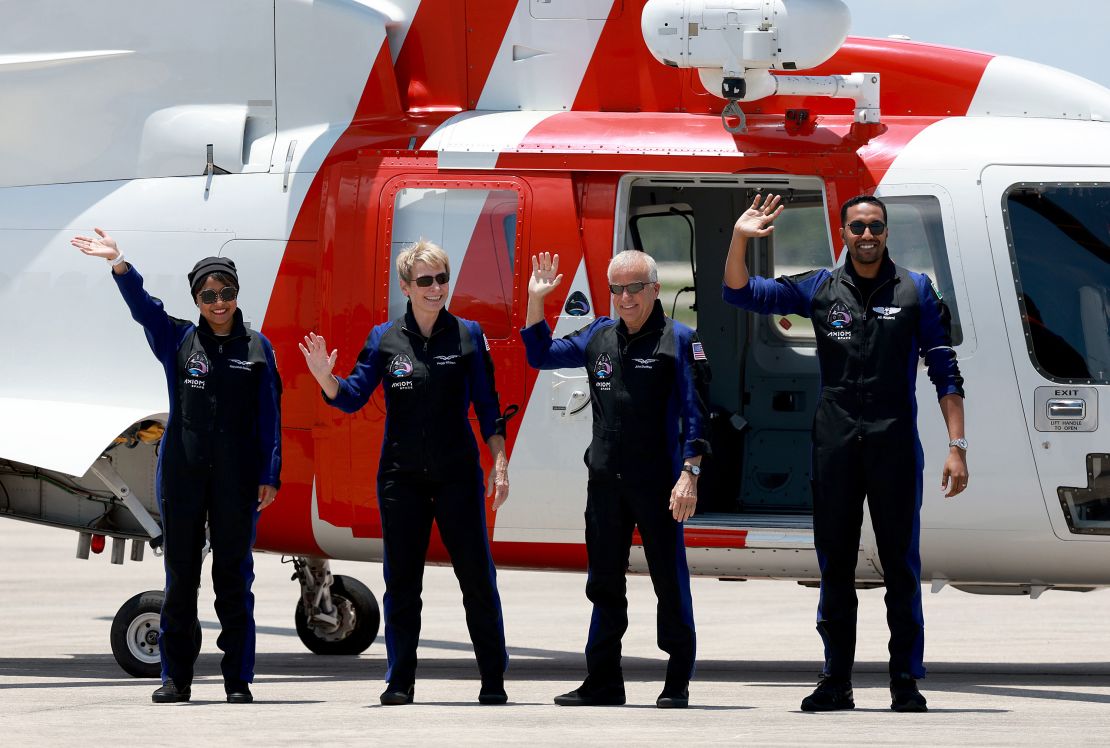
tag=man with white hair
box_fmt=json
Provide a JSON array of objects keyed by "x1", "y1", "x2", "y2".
[{"x1": 521, "y1": 249, "x2": 711, "y2": 709}]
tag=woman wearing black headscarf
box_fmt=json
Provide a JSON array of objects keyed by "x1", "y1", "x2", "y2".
[{"x1": 72, "y1": 229, "x2": 282, "y2": 704}]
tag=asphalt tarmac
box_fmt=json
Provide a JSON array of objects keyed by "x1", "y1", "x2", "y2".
[{"x1": 2, "y1": 519, "x2": 1108, "y2": 746}]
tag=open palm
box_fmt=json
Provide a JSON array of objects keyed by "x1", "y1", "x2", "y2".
[
  {"x1": 298, "y1": 332, "x2": 338, "y2": 381},
  {"x1": 733, "y1": 194, "x2": 784, "y2": 239},
  {"x1": 70, "y1": 228, "x2": 120, "y2": 260},
  {"x1": 529, "y1": 252, "x2": 563, "y2": 298}
]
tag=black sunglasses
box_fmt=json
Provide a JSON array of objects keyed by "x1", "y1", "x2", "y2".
[
  {"x1": 608, "y1": 281, "x2": 651, "y2": 295},
  {"x1": 847, "y1": 220, "x2": 887, "y2": 236},
  {"x1": 412, "y1": 272, "x2": 450, "y2": 287},
  {"x1": 197, "y1": 287, "x2": 238, "y2": 304}
]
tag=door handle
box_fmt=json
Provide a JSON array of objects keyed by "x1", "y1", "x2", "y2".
[
  {"x1": 1048, "y1": 399, "x2": 1086, "y2": 419},
  {"x1": 564, "y1": 390, "x2": 590, "y2": 417}
]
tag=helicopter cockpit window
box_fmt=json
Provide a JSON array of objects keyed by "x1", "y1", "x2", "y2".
[{"x1": 1004, "y1": 184, "x2": 1110, "y2": 384}]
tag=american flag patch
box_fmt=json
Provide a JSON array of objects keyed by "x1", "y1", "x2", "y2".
[
  {"x1": 483, "y1": 334, "x2": 491, "y2": 351},
  {"x1": 691, "y1": 342, "x2": 707, "y2": 361}
]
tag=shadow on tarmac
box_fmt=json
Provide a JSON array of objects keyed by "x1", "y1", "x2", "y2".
[{"x1": 2, "y1": 646, "x2": 1110, "y2": 708}]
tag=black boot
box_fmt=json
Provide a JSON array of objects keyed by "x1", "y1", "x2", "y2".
[
  {"x1": 656, "y1": 681, "x2": 689, "y2": 709},
  {"x1": 800, "y1": 676, "x2": 855, "y2": 712},
  {"x1": 479, "y1": 677, "x2": 508, "y2": 705},
  {"x1": 151, "y1": 681, "x2": 191, "y2": 704},
  {"x1": 225, "y1": 680, "x2": 254, "y2": 704},
  {"x1": 890, "y1": 676, "x2": 928, "y2": 712},
  {"x1": 554, "y1": 677, "x2": 626, "y2": 706},
  {"x1": 380, "y1": 683, "x2": 414, "y2": 706}
]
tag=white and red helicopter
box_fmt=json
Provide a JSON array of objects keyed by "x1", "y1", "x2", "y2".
[{"x1": 1, "y1": 0, "x2": 1107, "y2": 677}]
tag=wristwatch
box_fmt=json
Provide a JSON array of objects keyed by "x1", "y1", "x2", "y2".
[
  {"x1": 948, "y1": 438, "x2": 968, "y2": 451},
  {"x1": 681, "y1": 463, "x2": 701, "y2": 476}
]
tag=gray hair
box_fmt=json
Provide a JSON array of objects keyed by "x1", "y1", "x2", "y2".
[{"x1": 608, "y1": 249, "x2": 658, "y2": 282}]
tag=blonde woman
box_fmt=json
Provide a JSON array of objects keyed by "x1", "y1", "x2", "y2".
[{"x1": 300, "y1": 240, "x2": 510, "y2": 706}]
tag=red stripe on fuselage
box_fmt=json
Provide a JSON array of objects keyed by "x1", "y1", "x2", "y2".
[
  {"x1": 394, "y1": 0, "x2": 468, "y2": 112},
  {"x1": 572, "y1": 1, "x2": 684, "y2": 113},
  {"x1": 633, "y1": 527, "x2": 749, "y2": 550},
  {"x1": 464, "y1": 0, "x2": 520, "y2": 110},
  {"x1": 507, "y1": 110, "x2": 939, "y2": 190}
]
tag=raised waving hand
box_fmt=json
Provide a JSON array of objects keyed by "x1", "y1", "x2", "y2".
[
  {"x1": 524, "y1": 252, "x2": 564, "y2": 327},
  {"x1": 299, "y1": 332, "x2": 340, "y2": 398},
  {"x1": 71, "y1": 228, "x2": 121, "y2": 261},
  {"x1": 529, "y1": 252, "x2": 563, "y2": 298},
  {"x1": 732, "y1": 193, "x2": 784, "y2": 239}
]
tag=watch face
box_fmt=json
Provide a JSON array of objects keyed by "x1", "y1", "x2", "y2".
[
  {"x1": 685, "y1": 464, "x2": 700, "y2": 475},
  {"x1": 951, "y1": 439, "x2": 968, "y2": 450}
]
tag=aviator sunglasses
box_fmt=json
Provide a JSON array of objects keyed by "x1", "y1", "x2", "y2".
[
  {"x1": 847, "y1": 220, "x2": 887, "y2": 236},
  {"x1": 608, "y1": 281, "x2": 652, "y2": 295},
  {"x1": 197, "y1": 287, "x2": 238, "y2": 304},
  {"x1": 411, "y1": 272, "x2": 450, "y2": 287}
]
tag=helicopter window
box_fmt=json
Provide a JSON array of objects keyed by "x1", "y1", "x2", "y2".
[
  {"x1": 883, "y1": 196, "x2": 963, "y2": 346},
  {"x1": 767, "y1": 198, "x2": 835, "y2": 340},
  {"x1": 389, "y1": 186, "x2": 521, "y2": 338},
  {"x1": 1005, "y1": 184, "x2": 1110, "y2": 384},
  {"x1": 629, "y1": 207, "x2": 697, "y2": 327}
]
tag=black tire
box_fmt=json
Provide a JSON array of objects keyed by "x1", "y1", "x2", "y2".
[
  {"x1": 110, "y1": 590, "x2": 201, "y2": 678},
  {"x1": 294, "y1": 575, "x2": 379, "y2": 655}
]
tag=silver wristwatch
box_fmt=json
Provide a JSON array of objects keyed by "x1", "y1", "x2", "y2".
[
  {"x1": 681, "y1": 463, "x2": 702, "y2": 476},
  {"x1": 948, "y1": 438, "x2": 968, "y2": 451}
]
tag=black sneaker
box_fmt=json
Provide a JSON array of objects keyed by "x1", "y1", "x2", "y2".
[
  {"x1": 656, "y1": 683, "x2": 689, "y2": 709},
  {"x1": 225, "y1": 680, "x2": 253, "y2": 704},
  {"x1": 380, "y1": 684, "x2": 414, "y2": 706},
  {"x1": 890, "y1": 676, "x2": 928, "y2": 712},
  {"x1": 800, "y1": 676, "x2": 855, "y2": 712},
  {"x1": 554, "y1": 681, "x2": 626, "y2": 706},
  {"x1": 151, "y1": 681, "x2": 191, "y2": 704},
  {"x1": 479, "y1": 678, "x2": 508, "y2": 705}
]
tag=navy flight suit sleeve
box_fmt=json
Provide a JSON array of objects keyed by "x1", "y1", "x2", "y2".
[
  {"x1": 465, "y1": 321, "x2": 505, "y2": 441},
  {"x1": 914, "y1": 274, "x2": 965, "y2": 400},
  {"x1": 520, "y1": 317, "x2": 613, "y2": 370},
  {"x1": 721, "y1": 270, "x2": 829, "y2": 317},
  {"x1": 256, "y1": 337, "x2": 283, "y2": 488},
  {"x1": 674, "y1": 327, "x2": 712, "y2": 459},
  {"x1": 324, "y1": 323, "x2": 388, "y2": 413},
  {"x1": 111, "y1": 264, "x2": 189, "y2": 364}
]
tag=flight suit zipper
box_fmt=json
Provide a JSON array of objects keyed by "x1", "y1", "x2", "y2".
[
  {"x1": 194, "y1": 328, "x2": 251, "y2": 439},
  {"x1": 402, "y1": 322, "x2": 443, "y2": 475},
  {"x1": 842, "y1": 275, "x2": 896, "y2": 442},
  {"x1": 614, "y1": 324, "x2": 660, "y2": 480}
]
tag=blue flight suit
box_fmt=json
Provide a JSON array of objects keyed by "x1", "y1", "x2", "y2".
[
  {"x1": 521, "y1": 300, "x2": 710, "y2": 689},
  {"x1": 324, "y1": 304, "x2": 508, "y2": 689},
  {"x1": 723, "y1": 251, "x2": 963, "y2": 679},
  {"x1": 113, "y1": 265, "x2": 282, "y2": 689}
]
